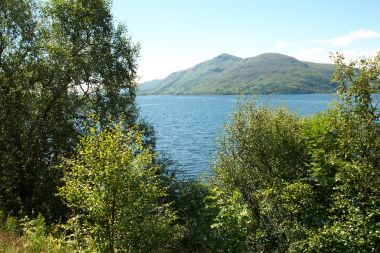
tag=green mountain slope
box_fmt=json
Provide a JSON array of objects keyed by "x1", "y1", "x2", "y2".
[
  {"x1": 138, "y1": 53, "x2": 336, "y2": 95},
  {"x1": 137, "y1": 79, "x2": 162, "y2": 91}
]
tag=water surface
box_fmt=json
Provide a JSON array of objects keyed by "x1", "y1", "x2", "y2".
[{"x1": 137, "y1": 94, "x2": 335, "y2": 178}]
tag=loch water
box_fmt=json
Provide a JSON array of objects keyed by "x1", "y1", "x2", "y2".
[{"x1": 137, "y1": 94, "x2": 336, "y2": 178}]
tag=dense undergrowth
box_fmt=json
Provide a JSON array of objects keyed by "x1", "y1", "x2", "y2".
[{"x1": 1, "y1": 0, "x2": 379, "y2": 252}]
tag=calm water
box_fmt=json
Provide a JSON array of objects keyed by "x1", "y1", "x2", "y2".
[{"x1": 137, "y1": 94, "x2": 336, "y2": 178}]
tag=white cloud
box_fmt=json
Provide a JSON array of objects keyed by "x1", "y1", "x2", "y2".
[
  {"x1": 313, "y1": 29, "x2": 380, "y2": 47},
  {"x1": 292, "y1": 47, "x2": 331, "y2": 63},
  {"x1": 291, "y1": 47, "x2": 380, "y2": 64},
  {"x1": 337, "y1": 48, "x2": 380, "y2": 61},
  {"x1": 276, "y1": 41, "x2": 292, "y2": 49}
]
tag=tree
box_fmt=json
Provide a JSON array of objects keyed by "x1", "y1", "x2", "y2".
[
  {"x1": 212, "y1": 54, "x2": 380, "y2": 252},
  {"x1": 59, "y1": 119, "x2": 177, "y2": 252},
  {"x1": 0, "y1": 0, "x2": 139, "y2": 220},
  {"x1": 213, "y1": 100, "x2": 312, "y2": 251},
  {"x1": 168, "y1": 180, "x2": 215, "y2": 252},
  {"x1": 292, "y1": 53, "x2": 380, "y2": 252},
  {"x1": 205, "y1": 186, "x2": 253, "y2": 252}
]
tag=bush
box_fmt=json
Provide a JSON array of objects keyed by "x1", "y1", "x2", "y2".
[
  {"x1": 213, "y1": 100, "x2": 310, "y2": 251},
  {"x1": 59, "y1": 119, "x2": 178, "y2": 252},
  {"x1": 0, "y1": 214, "x2": 70, "y2": 253},
  {"x1": 5, "y1": 215, "x2": 19, "y2": 236},
  {"x1": 211, "y1": 53, "x2": 380, "y2": 252},
  {"x1": 21, "y1": 214, "x2": 46, "y2": 253}
]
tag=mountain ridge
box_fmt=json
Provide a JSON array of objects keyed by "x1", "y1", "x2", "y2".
[{"x1": 138, "y1": 53, "x2": 336, "y2": 95}]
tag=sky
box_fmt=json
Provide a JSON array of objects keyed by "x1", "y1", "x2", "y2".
[{"x1": 111, "y1": 0, "x2": 380, "y2": 82}]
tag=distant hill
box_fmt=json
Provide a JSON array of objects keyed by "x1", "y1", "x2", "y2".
[
  {"x1": 137, "y1": 79, "x2": 162, "y2": 91},
  {"x1": 138, "y1": 53, "x2": 336, "y2": 95}
]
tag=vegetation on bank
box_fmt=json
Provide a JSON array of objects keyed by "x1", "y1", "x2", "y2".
[{"x1": 1, "y1": 0, "x2": 379, "y2": 252}]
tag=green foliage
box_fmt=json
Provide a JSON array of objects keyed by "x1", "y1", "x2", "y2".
[
  {"x1": 214, "y1": 99, "x2": 307, "y2": 196},
  {"x1": 138, "y1": 53, "x2": 336, "y2": 95},
  {"x1": 59, "y1": 120, "x2": 177, "y2": 252},
  {"x1": 213, "y1": 99, "x2": 311, "y2": 251},
  {"x1": 332, "y1": 53, "x2": 380, "y2": 164},
  {"x1": 5, "y1": 215, "x2": 19, "y2": 235},
  {"x1": 167, "y1": 180, "x2": 215, "y2": 252},
  {"x1": 258, "y1": 181, "x2": 318, "y2": 249},
  {"x1": 0, "y1": 213, "x2": 71, "y2": 252},
  {"x1": 206, "y1": 187, "x2": 253, "y2": 252},
  {"x1": 0, "y1": 0, "x2": 140, "y2": 221},
  {"x1": 212, "y1": 53, "x2": 380, "y2": 252},
  {"x1": 0, "y1": 210, "x2": 4, "y2": 229},
  {"x1": 292, "y1": 53, "x2": 380, "y2": 252},
  {"x1": 2, "y1": 1, "x2": 379, "y2": 251},
  {"x1": 21, "y1": 214, "x2": 46, "y2": 252}
]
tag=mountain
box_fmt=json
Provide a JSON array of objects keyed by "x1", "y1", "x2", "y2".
[
  {"x1": 138, "y1": 53, "x2": 336, "y2": 95},
  {"x1": 137, "y1": 79, "x2": 162, "y2": 91}
]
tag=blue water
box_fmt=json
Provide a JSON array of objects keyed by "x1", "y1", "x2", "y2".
[{"x1": 137, "y1": 94, "x2": 336, "y2": 178}]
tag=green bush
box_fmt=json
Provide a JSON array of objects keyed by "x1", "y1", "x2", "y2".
[
  {"x1": 21, "y1": 214, "x2": 46, "y2": 253},
  {"x1": 5, "y1": 215, "x2": 19, "y2": 235},
  {"x1": 212, "y1": 53, "x2": 380, "y2": 252},
  {"x1": 213, "y1": 99, "x2": 310, "y2": 251},
  {"x1": 59, "y1": 120, "x2": 178, "y2": 252},
  {"x1": 206, "y1": 186, "x2": 253, "y2": 252}
]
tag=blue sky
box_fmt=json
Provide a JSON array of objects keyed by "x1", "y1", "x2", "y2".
[{"x1": 111, "y1": 0, "x2": 380, "y2": 82}]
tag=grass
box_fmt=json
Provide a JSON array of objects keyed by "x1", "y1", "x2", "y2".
[{"x1": 0, "y1": 212, "x2": 72, "y2": 253}]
